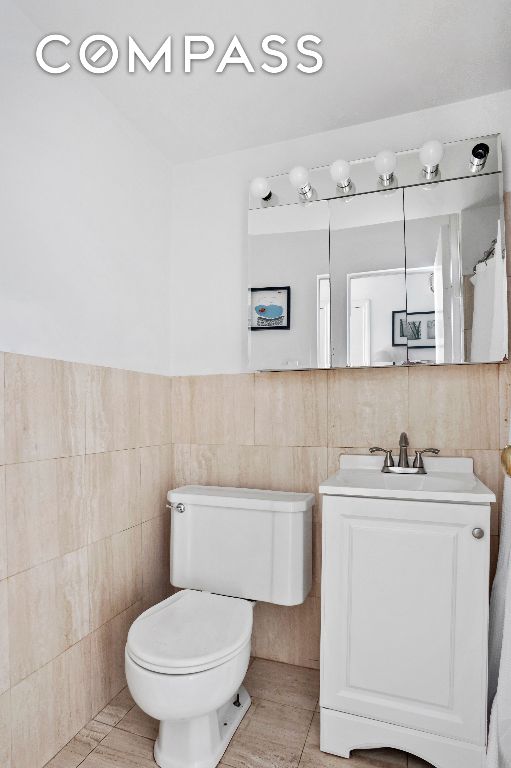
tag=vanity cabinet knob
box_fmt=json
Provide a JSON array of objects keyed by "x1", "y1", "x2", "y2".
[{"x1": 472, "y1": 528, "x2": 485, "y2": 539}]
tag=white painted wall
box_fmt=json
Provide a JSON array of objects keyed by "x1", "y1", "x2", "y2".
[
  {"x1": 169, "y1": 89, "x2": 511, "y2": 375},
  {"x1": 0, "y1": 1, "x2": 172, "y2": 374}
]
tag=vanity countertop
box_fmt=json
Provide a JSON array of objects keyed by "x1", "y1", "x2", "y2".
[{"x1": 319, "y1": 455, "x2": 496, "y2": 504}]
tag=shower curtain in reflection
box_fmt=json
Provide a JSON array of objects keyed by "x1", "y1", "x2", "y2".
[
  {"x1": 471, "y1": 220, "x2": 507, "y2": 364},
  {"x1": 488, "y1": 433, "x2": 511, "y2": 766}
]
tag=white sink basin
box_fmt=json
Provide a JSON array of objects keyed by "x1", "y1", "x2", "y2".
[{"x1": 319, "y1": 454, "x2": 496, "y2": 504}]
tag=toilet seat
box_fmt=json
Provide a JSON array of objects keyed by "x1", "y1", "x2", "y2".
[{"x1": 126, "y1": 590, "x2": 253, "y2": 675}]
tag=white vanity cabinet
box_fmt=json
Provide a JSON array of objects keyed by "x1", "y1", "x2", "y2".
[{"x1": 319, "y1": 455, "x2": 495, "y2": 768}]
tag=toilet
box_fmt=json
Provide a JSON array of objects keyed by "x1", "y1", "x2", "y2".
[{"x1": 125, "y1": 485, "x2": 314, "y2": 768}]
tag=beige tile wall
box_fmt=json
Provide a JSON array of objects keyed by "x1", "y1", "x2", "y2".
[
  {"x1": 1, "y1": 350, "x2": 508, "y2": 765},
  {"x1": 0, "y1": 353, "x2": 178, "y2": 768},
  {"x1": 175, "y1": 362, "x2": 508, "y2": 672}
]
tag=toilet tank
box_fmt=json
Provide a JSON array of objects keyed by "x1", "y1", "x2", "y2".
[{"x1": 168, "y1": 485, "x2": 314, "y2": 606}]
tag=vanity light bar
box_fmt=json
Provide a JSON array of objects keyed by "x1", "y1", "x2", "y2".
[{"x1": 248, "y1": 134, "x2": 501, "y2": 209}]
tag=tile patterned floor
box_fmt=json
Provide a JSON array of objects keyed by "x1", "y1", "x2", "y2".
[{"x1": 44, "y1": 658, "x2": 433, "y2": 768}]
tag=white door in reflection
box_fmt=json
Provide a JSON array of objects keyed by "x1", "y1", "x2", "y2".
[
  {"x1": 317, "y1": 275, "x2": 331, "y2": 368},
  {"x1": 349, "y1": 299, "x2": 371, "y2": 366},
  {"x1": 348, "y1": 268, "x2": 406, "y2": 367}
]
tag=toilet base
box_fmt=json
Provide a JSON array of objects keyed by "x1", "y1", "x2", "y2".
[{"x1": 154, "y1": 685, "x2": 251, "y2": 768}]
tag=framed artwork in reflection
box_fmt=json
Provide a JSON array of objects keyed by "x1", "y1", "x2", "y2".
[
  {"x1": 392, "y1": 310, "x2": 436, "y2": 348},
  {"x1": 250, "y1": 286, "x2": 291, "y2": 330}
]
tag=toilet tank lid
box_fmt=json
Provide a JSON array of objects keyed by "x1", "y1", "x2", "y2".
[{"x1": 168, "y1": 485, "x2": 315, "y2": 512}]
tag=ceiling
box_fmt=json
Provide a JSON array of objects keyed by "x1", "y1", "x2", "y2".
[{"x1": 13, "y1": 0, "x2": 511, "y2": 165}]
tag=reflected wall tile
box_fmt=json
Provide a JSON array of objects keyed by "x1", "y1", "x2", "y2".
[
  {"x1": 0, "y1": 352, "x2": 4, "y2": 466},
  {"x1": 4, "y1": 354, "x2": 86, "y2": 463},
  {"x1": 138, "y1": 373, "x2": 172, "y2": 447},
  {"x1": 252, "y1": 596, "x2": 320, "y2": 670},
  {"x1": 254, "y1": 371, "x2": 328, "y2": 447},
  {"x1": 142, "y1": 514, "x2": 171, "y2": 610},
  {"x1": 0, "y1": 690, "x2": 11, "y2": 768},
  {"x1": 6, "y1": 456, "x2": 87, "y2": 576},
  {"x1": 86, "y1": 450, "x2": 140, "y2": 543},
  {"x1": 86, "y1": 366, "x2": 140, "y2": 454},
  {"x1": 11, "y1": 636, "x2": 91, "y2": 768},
  {"x1": 0, "y1": 468, "x2": 6, "y2": 581},
  {"x1": 139, "y1": 444, "x2": 172, "y2": 523},
  {"x1": 409, "y1": 364, "x2": 499, "y2": 449},
  {"x1": 188, "y1": 374, "x2": 254, "y2": 445},
  {"x1": 0, "y1": 580, "x2": 9, "y2": 694},
  {"x1": 91, "y1": 602, "x2": 141, "y2": 716},
  {"x1": 9, "y1": 548, "x2": 89, "y2": 686},
  {"x1": 328, "y1": 367, "x2": 408, "y2": 448},
  {"x1": 89, "y1": 526, "x2": 142, "y2": 631}
]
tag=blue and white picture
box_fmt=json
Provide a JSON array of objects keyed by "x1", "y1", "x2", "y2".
[{"x1": 250, "y1": 287, "x2": 291, "y2": 330}]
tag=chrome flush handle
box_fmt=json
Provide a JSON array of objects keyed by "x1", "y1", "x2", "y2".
[{"x1": 166, "y1": 502, "x2": 186, "y2": 513}]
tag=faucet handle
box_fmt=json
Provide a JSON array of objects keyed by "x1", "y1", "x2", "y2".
[
  {"x1": 369, "y1": 447, "x2": 395, "y2": 468},
  {"x1": 413, "y1": 448, "x2": 440, "y2": 469}
]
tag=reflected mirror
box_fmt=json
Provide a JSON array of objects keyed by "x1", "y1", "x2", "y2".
[
  {"x1": 330, "y1": 191, "x2": 406, "y2": 367},
  {"x1": 248, "y1": 201, "x2": 329, "y2": 370},
  {"x1": 404, "y1": 174, "x2": 506, "y2": 364}
]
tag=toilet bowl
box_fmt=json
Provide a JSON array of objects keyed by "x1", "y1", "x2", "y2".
[
  {"x1": 125, "y1": 484, "x2": 314, "y2": 768},
  {"x1": 125, "y1": 589, "x2": 253, "y2": 768}
]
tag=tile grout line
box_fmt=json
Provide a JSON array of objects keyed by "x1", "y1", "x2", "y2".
[
  {"x1": 94, "y1": 697, "x2": 137, "y2": 728},
  {"x1": 84, "y1": 375, "x2": 93, "y2": 720},
  {"x1": 8, "y1": 519, "x2": 144, "y2": 582},
  {"x1": 54, "y1": 719, "x2": 115, "y2": 768},
  {"x1": 9, "y1": 600, "x2": 141, "y2": 692},
  {"x1": 0, "y1": 441, "x2": 176, "y2": 469},
  {"x1": 43, "y1": 701, "x2": 128, "y2": 768},
  {"x1": 296, "y1": 701, "x2": 317, "y2": 767},
  {"x1": 247, "y1": 692, "x2": 320, "y2": 714}
]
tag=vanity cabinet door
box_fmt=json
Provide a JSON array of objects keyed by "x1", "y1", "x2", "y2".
[{"x1": 321, "y1": 495, "x2": 490, "y2": 745}]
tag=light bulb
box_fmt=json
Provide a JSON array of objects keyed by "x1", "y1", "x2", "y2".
[
  {"x1": 250, "y1": 176, "x2": 272, "y2": 201},
  {"x1": 289, "y1": 165, "x2": 313, "y2": 199},
  {"x1": 330, "y1": 159, "x2": 351, "y2": 190},
  {"x1": 420, "y1": 140, "x2": 443, "y2": 177},
  {"x1": 375, "y1": 150, "x2": 397, "y2": 185}
]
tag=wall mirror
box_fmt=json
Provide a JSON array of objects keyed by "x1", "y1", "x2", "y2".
[{"x1": 247, "y1": 135, "x2": 507, "y2": 371}]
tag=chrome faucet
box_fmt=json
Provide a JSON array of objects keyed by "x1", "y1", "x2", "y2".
[
  {"x1": 370, "y1": 433, "x2": 439, "y2": 474},
  {"x1": 398, "y1": 432, "x2": 410, "y2": 468}
]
